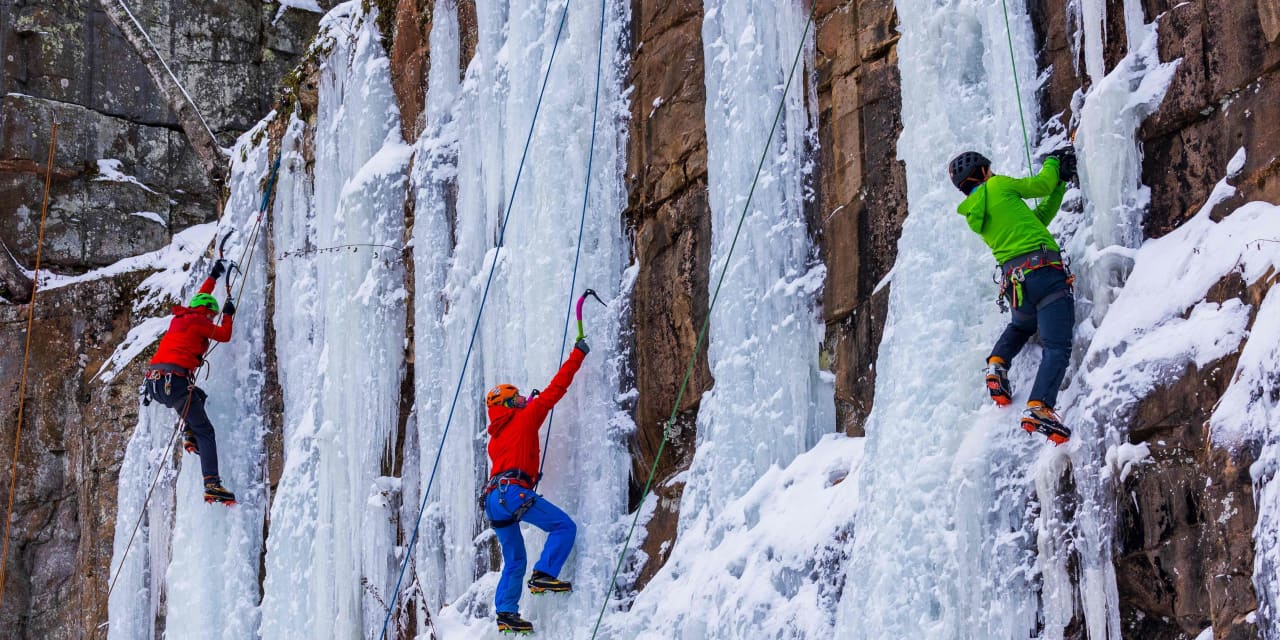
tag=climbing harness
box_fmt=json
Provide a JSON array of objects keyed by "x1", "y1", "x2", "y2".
[
  {"x1": 994, "y1": 246, "x2": 1074, "y2": 313},
  {"x1": 484, "y1": 470, "x2": 539, "y2": 529},
  {"x1": 0, "y1": 122, "x2": 57, "y2": 613},
  {"x1": 589, "y1": 3, "x2": 818, "y2": 637},
  {"x1": 378, "y1": 2, "x2": 577, "y2": 637}
]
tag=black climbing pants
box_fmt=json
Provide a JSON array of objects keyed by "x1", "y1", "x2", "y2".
[
  {"x1": 146, "y1": 375, "x2": 221, "y2": 479},
  {"x1": 990, "y1": 267, "x2": 1074, "y2": 409}
]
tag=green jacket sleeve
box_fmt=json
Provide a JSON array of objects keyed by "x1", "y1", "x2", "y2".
[
  {"x1": 1033, "y1": 180, "x2": 1067, "y2": 226},
  {"x1": 1005, "y1": 157, "x2": 1060, "y2": 199}
]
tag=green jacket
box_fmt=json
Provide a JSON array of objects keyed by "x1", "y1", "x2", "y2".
[{"x1": 956, "y1": 157, "x2": 1067, "y2": 264}]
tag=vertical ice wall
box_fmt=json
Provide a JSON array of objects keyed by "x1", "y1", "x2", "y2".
[
  {"x1": 679, "y1": 0, "x2": 827, "y2": 532},
  {"x1": 837, "y1": 0, "x2": 1047, "y2": 637},
  {"x1": 108, "y1": 123, "x2": 275, "y2": 638},
  {"x1": 107, "y1": 386, "x2": 177, "y2": 639},
  {"x1": 257, "y1": 114, "x2": 322, "y2": 635},
  {"x1": 412, "y1": 0, "x2": 633, "y2": 636},
  {"x1": 257, "y1": 3, "x2": 413, "y2": 637}
]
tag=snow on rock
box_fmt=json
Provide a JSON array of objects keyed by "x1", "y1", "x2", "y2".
[
  {"x1": 93, "y1": 315, "x2": 171, "y2": 384},
  {"x1": 95, "y1": 158, "x2": 158, "y2": 193},
  {"x1": 129, "y1": 211, "x2": 167, "y2": 227},
  {"x1": 1104, "y1": 441, "x2": 1152, "y2": 483},
  {"x1": 619, "y1": 436, "x2": 863, "y2": 638}
]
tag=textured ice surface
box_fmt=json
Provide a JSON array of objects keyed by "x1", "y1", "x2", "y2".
[
  {"x1": 836, "y1": 0, "x2": 1046, "y2": 636},
  {"x1": 415, "y1": 0, "x2": 633, "y2": 636},
  {"x1": 257, "y1": 4, "x2": 411, "y2": 637}
]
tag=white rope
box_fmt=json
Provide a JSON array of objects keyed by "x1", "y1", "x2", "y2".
[{"x1": 116, "y1": 0, "x2": 223, "y2": 152}]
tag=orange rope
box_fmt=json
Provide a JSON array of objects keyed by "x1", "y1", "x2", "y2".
[{"x1": 0, "y1": 121, "x2": 57, "y2": 610}]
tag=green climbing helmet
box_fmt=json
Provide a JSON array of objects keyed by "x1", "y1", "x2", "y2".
[{"x1": 189, "y1": 293, "x2": 219, "y2": 313}]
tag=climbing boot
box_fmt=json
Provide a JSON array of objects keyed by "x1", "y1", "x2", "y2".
[
  {"x1": 528, "y1": 570, "x2": 572, "y2": 594},
  {"x1": 496, "y1": 612, "x2": 533, "y2": 634},
  {"x1": 984, "y1": 359, "x2": 1012, "y2": 406},
  {"x1": 203, "y1": 476, "x2": 237, "y2": 506},
  {"x1": 1021, "y1": 403, "x2": 1070, "y2": 445},
  {"x1": 183, "y1": 429, "x2": 199, "y2": 455}
]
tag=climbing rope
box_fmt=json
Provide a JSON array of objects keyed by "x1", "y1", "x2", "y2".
[
  {"x1": 95, "y1": 384, "x2": 199, "y2": 638},
  {"x1": 538, "y1": 0, "x2": 608, "y2": 488},
  {"x1": 95, "y1": 148, "x2": 280, "y2": 635},
  {"x1": 999, "y1": 0, "x2": 1035, "y2": 175},
  {"x1": 589, "y1": 4, "x2": 817, "y2": 637},
  {"x1": 377, "y1": 3, "x2": 573, "y2": 637},
  {"x1": 0, "y1": 122, "x2": 57, "y2": 613}
]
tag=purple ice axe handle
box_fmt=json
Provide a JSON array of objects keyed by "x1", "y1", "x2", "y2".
[{"x1": 575, "y1": 289, "x2": 606, "y2": 341}]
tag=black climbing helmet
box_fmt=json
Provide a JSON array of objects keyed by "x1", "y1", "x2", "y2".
[{"x1": 949, "y1": 151, "x2": 991, "y2": 195}]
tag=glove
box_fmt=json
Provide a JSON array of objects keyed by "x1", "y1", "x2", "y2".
[
  {"x1": 209, "y1": 258, "x2": 229, "y2": 280},
  {"x1": 574, "y1": 338, "x2": 590, "y2": 355},
  {"x1": 1046, "y1": 147, "x2": 1077, "y2": 184},
  {"x1": 222, "y1": 298, "x2": 237, "y2": 316}
]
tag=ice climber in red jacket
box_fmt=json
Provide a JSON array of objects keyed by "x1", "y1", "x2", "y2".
[
  {"x1": 145, "y1": 259, "x2": 237, "y2": 505},
  {"x1": 483, "y1": 340, "x2": 589, "y2": 634}
]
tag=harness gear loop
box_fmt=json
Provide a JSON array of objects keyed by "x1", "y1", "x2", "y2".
[{"x1": 485, "y1": 470, "x2": 540, "y2": 529}]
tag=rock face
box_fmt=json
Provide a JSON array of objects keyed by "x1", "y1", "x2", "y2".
[
  {"x1": 0, "y1": 272, "x2": 157, "y2": 638},
  {"x1": 0, "y1": 0, "x2": 325, "y2": 635},
  {"x1": 0, "y1": 0, "x2": 327, "y2": 273},
  {"x1": 1033, "y1": 1, "x2": 1280, "y2": 638},
  {"x1": 813, "y1": 0, "x2": 906, "y2": 437},
  {"x1": 623, "y1": 0, "x2": 713, "y2": 586}
]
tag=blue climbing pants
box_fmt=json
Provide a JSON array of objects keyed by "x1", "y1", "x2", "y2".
[
  {"x1": 990, "y1": 266, "x2": 1074, "y2": 408},
  {"x1": 486, "y1": 484, "x2": 577, "y2": 615}
]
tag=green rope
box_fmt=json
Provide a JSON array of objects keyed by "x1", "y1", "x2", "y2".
[
  {"x1": 1000, "y1": 0, "x2": 1034, "y2": 176},
  {"x1": 588, "y1": 4, "x2": 817, "y2": 637}
]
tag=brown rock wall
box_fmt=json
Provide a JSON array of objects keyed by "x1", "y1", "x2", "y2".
[
  {"x1": 0, "y1": 272, "x2": 156, "y2": 637},
  {"x1": 623, "y1": 0, "x2": 711, "y2": 586},
  {"x1": 814, "y1": 0, "x2": 905, "y2": 436},
  {"x1": 1141, "y1": 0, "x2": 1280, "y2": 236}
]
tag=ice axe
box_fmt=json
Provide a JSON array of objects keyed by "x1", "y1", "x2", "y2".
[
  {"x1": 575, "y1": 289, "x2": 606, "y2": 341},
  {"x1": 217, "y1": 230, "x2": 242, "y2": 294}
]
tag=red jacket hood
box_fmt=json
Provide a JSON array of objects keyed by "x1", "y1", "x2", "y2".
[{"x1": 486, "y1": 405, "x2": 517, "y2": 435}]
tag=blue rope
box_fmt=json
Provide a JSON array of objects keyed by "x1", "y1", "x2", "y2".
[
  {"x1": 537, "y1": 0, "x2": 608, "y2": 487},
  {"x1": 377, "y1": 3, "x2": 571, "y2": 637}
]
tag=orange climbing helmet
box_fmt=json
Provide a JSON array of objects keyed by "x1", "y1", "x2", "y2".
[{"x1": 486, "y1": 384, "x2": 520, "y2": 408}]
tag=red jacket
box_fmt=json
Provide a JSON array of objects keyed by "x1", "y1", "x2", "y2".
[
  {"x1": 487, "y1": 348, "x2": 585, "y2": 483},
  {"x1": 150, "y1": 278, "x2": 234, "y2": 371}
]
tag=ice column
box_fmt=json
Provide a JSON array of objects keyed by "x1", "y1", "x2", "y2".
[
  {"x1": 160, "y1": 125, "x2": 272, "y2": 639},
  {"x1": 107, "y1": 403, "x2": 177, "y2": 639},
  {"x1": 257, "y1": 4, "x2": 412, "y2": 637},
  {"x1": 411, "y1": 0, "x2": 632, "y2": 636},
  {"x1": 838, "y1": 0, "x2": 1047, "y2": 637},
  {"x1": 679, "y1": 0, "x2": 827, "y2": 532}
]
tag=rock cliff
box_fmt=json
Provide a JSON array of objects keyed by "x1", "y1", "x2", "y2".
[
  {"x1": 1, "y1": 0, "x2": 1277, "y2": 637},
  {"x1": 0, "y1": 1, "x2": 327, "y2": 635}
]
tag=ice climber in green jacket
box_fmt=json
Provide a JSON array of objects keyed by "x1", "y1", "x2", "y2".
[{"x1": 949, "y1": 148, "x2": 1077, "y2": 444}]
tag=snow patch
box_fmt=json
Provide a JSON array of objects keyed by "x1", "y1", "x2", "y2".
[{"x1": 95, "y1": 158, "x2": 158, "y2": 194}]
